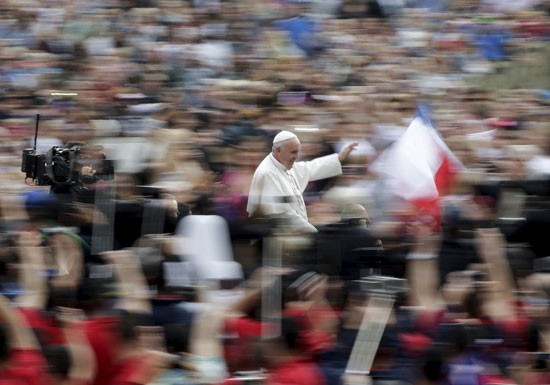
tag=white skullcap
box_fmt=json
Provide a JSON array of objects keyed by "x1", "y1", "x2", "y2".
[{"x1": 273, "y1": 130, "x2": 298, "y2": 145}]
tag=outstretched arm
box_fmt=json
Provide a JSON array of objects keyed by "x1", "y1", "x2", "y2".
[
  {"x1": 103, "y1": 249, "x2": 152, "y2": 314},
  {"x1": 475, "y1": 228, "x2": 516, "y2": 320},
  {"x1": 57, "y1": 307, "x2": 96, "y2": 384},
  {"x1": 50, "y1": 233, "x2": 84, "y2": 293},
  {"x1": 0, "y1": 294, "x2": 39, "y2": 349},
  {"x1": 15, "y1": 231, "x2": 48, "y2": 309},
  {"x1": 406, "y1": 225, "x2": 442, "y2": 310}
]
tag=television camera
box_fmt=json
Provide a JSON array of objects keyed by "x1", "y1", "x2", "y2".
[{"x1": 21, "y1": 114, "x2": 114, "y2": 187}]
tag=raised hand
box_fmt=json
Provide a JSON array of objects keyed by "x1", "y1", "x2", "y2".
[{"x1": 338, "y1": 142, "x2": 360, "y2": 163}]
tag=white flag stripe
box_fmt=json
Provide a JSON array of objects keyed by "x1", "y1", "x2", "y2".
[
  {"x1": 370, "y1": 115, "x2": 465, "y2": 206},
  {"x1": 371, "y1": 117, "x2": 444, "y2": 201}
]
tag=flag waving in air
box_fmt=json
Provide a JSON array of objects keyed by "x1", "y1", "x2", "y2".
[{"x1": 370, "y1": 113, "x2": 464, "y2": 226}]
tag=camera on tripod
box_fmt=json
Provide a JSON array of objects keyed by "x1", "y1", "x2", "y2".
[{"x1": 21, "y1": 114, "x2": 114, "y2": 186}]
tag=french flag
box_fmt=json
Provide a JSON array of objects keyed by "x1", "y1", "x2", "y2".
[{"x1": 370, "y1": 111, "x2": 464, "y2": 227}]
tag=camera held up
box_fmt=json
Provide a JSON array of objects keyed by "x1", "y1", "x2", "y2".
[{"x1": 21, "y1": 114, "x2": 114, "y2": 187}]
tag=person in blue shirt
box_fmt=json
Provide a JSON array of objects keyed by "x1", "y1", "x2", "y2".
[{"x1": 273, "y1": 1, "x2": 323, "y2": 56}]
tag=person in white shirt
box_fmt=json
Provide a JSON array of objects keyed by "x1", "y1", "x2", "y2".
[{"x1": 247, "y1": 131, "x2": 358, "y2": 232}]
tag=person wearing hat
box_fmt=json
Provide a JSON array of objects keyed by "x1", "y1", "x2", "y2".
[{"x1": 247, "y1": 131, "x2": 358, "y2": 232}]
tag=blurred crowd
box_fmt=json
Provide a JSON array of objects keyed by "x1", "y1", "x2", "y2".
[{"x1": 0, "y1": 0, "x2": 549, "y2": 384}]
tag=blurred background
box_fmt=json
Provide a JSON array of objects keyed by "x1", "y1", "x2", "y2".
[{"x1": 0, "y1": 0, "x2": 549, "y2": 384}]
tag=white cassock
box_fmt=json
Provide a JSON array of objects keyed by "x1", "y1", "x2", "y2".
[{"x1": 247, "y1": 152, "x2": 342, "y2": 232}]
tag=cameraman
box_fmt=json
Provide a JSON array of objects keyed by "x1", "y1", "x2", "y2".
[{"x1": 50, "y1": 144, "x2": 113, "y2": 205}]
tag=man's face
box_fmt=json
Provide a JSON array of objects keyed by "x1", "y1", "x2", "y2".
[{"x1": 276, "y1": 138, "x2": 301, "y2": 170}]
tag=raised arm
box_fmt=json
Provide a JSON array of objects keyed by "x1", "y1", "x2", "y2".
[
  {"x1": 405, "y1": 225, "x2": 442, "y2": 310},
  {"x1": 298, "y1": 153, "x2": 343, "y2": 183},
  {"x1": 102, "y1": 249, "x2": 152, "y2": 314},
  {"x1": 0, "y1": 294, "x2": 39, "y2": 349},
  {"x1": 57, "y1": 308, "x2": 96, "y2": 384},
  {"x1": 50, "y1": 233, "x2": 84, "y2": 294},
  {"x1": 228, "y1": 267, "x2": 265, "y2": 316},
  {"x1": 15, "y1": 231, "x2": 48, "y2": 309},
  {"x1": 475, "y1": 228, "x2": 516, "y2": 319}
]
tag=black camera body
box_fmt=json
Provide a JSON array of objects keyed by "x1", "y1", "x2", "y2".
[
  {"x1": 21, "y1": 144, "x2": 114, "y2": 186},
  {"x1": 21, "y1": 114, "x2": 114, "y2": 187},
  {"x1": 22, "y1": 145, "x2": 75, "y2": 186}
]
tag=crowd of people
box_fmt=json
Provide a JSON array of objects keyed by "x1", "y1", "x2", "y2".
[{"x1": 0, "y1": 0, "x2": 549, "y2": 384}]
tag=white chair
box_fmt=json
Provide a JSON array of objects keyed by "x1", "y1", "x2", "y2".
[{"x1": 175, "y1": 215, "x2": 244, "y2": 283}]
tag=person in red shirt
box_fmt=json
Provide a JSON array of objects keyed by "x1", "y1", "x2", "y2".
[
  {"x1": 262, "y1": 315, "x2": 327, "y2": 385},
  {"x1": 282, "y1": 272, "x2": 339, "y2": 354},
  {"x1": 0, "y1": 294, "x2": 55, "y2": 385},
  {"x1": 221, "y1": 267, "x2": 284, "y2": 376},
  {"x1": 85, "y1": 250, "x2": 169, "y2": 385},
  {"x1": 3, "y1": 230, "x2": 96, "y2": 385}
]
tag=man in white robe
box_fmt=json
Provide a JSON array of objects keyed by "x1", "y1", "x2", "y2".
[{"x1": 247, "y1": 131, "x2": 358, "y2": 232}]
